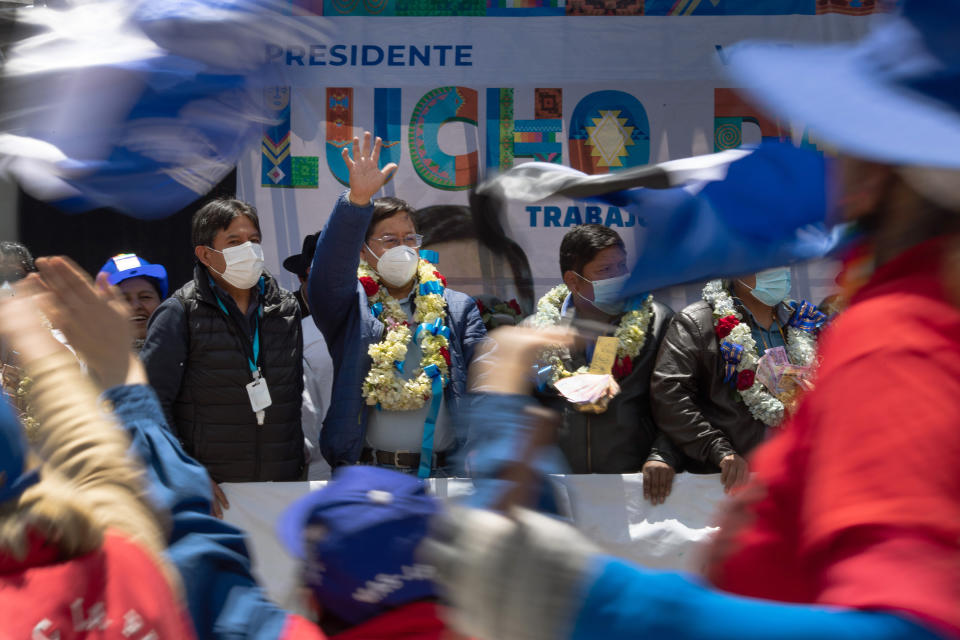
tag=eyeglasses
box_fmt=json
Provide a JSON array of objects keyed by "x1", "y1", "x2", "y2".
[{"x1": 370, "y1": 233, "x2": 423, "y2": 249}]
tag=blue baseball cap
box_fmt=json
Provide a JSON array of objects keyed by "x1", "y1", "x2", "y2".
[
  {"x1": 276, "y1": 466, "x2": 440, "y2": 625},
  {"x1": 0, "y1": 395, "x2": 39, "y2": 505},
  {"x1": 99, "y1": 253, "x2": 169, "y2": 298}
]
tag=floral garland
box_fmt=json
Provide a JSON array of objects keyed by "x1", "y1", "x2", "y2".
[
  {"x1": 358, "y1": 258, "x2": 450, "y2": 410},
  {"x1": 702, "y1": 280, "x2": 818, "y2": 426},
  {"x1": 531, "y1": 284, "x2": 655, "y2": 384}
]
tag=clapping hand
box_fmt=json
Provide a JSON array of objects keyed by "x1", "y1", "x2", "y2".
[
  {"x1": 343, "y1": 130, "x2": 398, "y2": 207},
  {"x1": 18, "y1": 257, "x2": 146, "y2": 390},
  {"x1": 0, "y1": 274, "x2": 67, "y2": 367}
]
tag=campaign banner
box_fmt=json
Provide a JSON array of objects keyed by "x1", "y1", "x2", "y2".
[{"x1": 237, "y1": 14, "x2": 870, "y2": 312}]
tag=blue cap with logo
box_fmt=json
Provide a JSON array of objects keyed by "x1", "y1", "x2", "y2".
[
  {"x1": 98, "y1": 253, "x2": 169, "y2": 298},
  {"x1": 276, "y1": 466, "x2": 440, "y2": 625},
  {"x1": 0, "y1": 395, "x2": 39, "y2": 505}
]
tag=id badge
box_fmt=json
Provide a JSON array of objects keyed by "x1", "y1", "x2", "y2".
[{"x1": 246, "y1": 373, "x2": 272, "y2": 414}]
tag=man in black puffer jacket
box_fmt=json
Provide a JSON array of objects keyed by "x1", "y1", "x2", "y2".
[{"x1": 142, "y1": 199, "x2": 303, "y2": 516}]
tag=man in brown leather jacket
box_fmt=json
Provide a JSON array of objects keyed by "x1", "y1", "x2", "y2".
[
  {"x1": 651, "y1": 270, "x2": 798, "y2": 493},
  {"x1": 533, "y1": 225, "x2": 680, "y2": 504}
]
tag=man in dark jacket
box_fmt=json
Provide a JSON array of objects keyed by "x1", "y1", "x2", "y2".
[
  {"x1": 143, "y1": 198, "x2": 304, "y2": 514},
  {"x1": 650, "y1": 270, "x2": 802, "y2": 493},
  {"x1": 309, "y1": 131, "x2": 485, "y2": 475},
  {"x1": 530, "y1": 224, "x2": 679, "y2": 503}
]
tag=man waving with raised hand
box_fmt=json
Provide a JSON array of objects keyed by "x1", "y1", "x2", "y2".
[{"x1": 309, "y1": 131, "x2": 486, "y2": 476}]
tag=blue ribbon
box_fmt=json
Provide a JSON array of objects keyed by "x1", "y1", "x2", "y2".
[
  {"x1": 720, "y1": 340, "x2": 744, "y2": 384},
  {"x1": 394, "y1": 360, "x2": 405, "y2": 374},
  {"x1": 788, "y1": 299, "x2": 827, "y2": 333},
  {"x1": 419, "y1": 280, "x2": 445, "y2": 296},
  {"x1": 535, "y1": 364, "x2": 554, "y2": 392},
  {"x1": 419, "y1": 249, "x2": 439, "y2": 264},
  {"x1": 418, "y1": 364, "x2": 444, "y2": 479},
  {"x1": 370, "y1": 302, "x2": 383, "y2": 318},
  {"x1": 625, "y1": 293, "x2": 651, "y2": 312},
  {"x1": 415, "y1": 318, "x2": 451, "y2": 342}
]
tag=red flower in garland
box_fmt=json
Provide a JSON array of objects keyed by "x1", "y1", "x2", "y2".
[
  {"x1": 715, "y1": 315, "x2": 740, "y2": 340},
  {"x1": 359, "y1": 276, "x2": 379, "y2": 297},
  {"x1": 612, "y1": 355, "x2": 633, "y2": 379},
  {"x1": 507, "y1": 299, "x2": 523, "y2": 316},
  {"x1": 475, "y1": 299, "x2": 487, "y2": 314},
  {"x1": 440, "y1": 346, "x2": 452, "y2": 367},
  {"x1": 736, "y1": 369, "x2": 755, "y2": 391},
  {"x1": 433, "y1": 271, "x2": 447, "y2": 287}
]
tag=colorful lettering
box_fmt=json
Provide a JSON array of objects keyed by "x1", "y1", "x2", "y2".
[{"x1": 409, "y1": 86, "x2": 479, "y2": 190}]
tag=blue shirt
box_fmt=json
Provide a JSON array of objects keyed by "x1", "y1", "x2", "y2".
[{"x1": 732, "y1": 297, "x2": 790, "y2": 357}]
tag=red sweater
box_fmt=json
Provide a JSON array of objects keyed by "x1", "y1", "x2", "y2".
[
  {"x1": 281, "y1": 601, "x2": 457, "y2": 640},
  {"x1": 0, "y1": 530, "x2": 197, "y2": 639},
  {"x1": 706, "y1": 237, "x2": 960, "y2": 638}
]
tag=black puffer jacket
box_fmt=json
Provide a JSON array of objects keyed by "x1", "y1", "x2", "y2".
[
  {"x1": 540, "y1": 300, "x2": 681, "y2": 474},
  {"x1": 650, "y1": 299, "x2": 795, "y2": 472},
  {"x1": 148, "y1": 264, "x2": 304, "y2": 482}
]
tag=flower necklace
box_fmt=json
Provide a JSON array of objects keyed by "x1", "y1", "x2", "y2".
[
  {"x1": 702, "y1": 280, "x2": 819, "y2": 426},
  {"x1": 531, "y1": 284, "x2": 655, "y2": 384},
  {"x1": 358, "y1": 257, "x2": 451, "y2": 411}
]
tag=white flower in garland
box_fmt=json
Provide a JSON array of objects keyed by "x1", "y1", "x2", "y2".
[
  {"x1": 358, "y1": 258, "x2": 451, "y2": 411},
  {"x1": 702, "y1": 279, "x2": 819, "y2": 426},
  {"x1": 531, "y1": 284, "x2": 655, "y2": 385}
]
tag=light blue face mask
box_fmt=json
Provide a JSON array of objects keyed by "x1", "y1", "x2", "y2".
[
  {"x1": 743, "y1": 267, "x2": 792, "y2": 307},
  {"x1": 575, "y1": 272, "x2": 629, "y2": 316}
]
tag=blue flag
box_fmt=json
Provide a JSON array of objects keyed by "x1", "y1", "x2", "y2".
[{"x1": 476, "y1": 141, "x2": 844, "y2": 296}]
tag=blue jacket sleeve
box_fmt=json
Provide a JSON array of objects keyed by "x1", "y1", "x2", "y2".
[
  {"x1": 570, "y1": 557, "x2": 946, "y2": 640},
  {"x1": 308, "y1": 192, "x2": 374, "y2": 342},
  {"x1": 103, "y1": 384, "x2": 296, "y2": 640},
  {"x1": 459, "y1": 299, "x2": 486, "y2": 367},
  {"x1": 141, "y1": 296, "x2": 189, "y2": 432},
  {"x1": 462, "y1": 392, "x2": 568, "y2": 513}
]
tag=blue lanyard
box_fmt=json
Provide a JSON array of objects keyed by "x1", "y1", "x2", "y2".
[{"x1": 210, "y1": 276, "x2": 263, "y2": 375}]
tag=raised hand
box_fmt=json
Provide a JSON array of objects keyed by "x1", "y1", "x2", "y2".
[
  {"x1": 33, "y1": 256, "x2": 146, "y2": 390},
  {"x1": 342, "y1": 130, "x2": 398, "y2": 207}
]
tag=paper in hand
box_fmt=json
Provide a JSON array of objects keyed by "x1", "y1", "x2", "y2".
[{"x1": 554, "y1": 373, "x2": 620, "y2": 413}]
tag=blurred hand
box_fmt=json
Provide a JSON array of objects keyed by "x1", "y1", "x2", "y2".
[
  {"x1": 343, "y1": 130, "x2": 398, "y2": 207},
  {"x1": 0, "y1": 275, "x2": 66, "y2": 366},
  {"x1": 419, "y1": 506, "x2": 599, "y2": 640},
  {"x1": 34, "y1": 256, "x2": 145, "y2": 389},
  {"x1": 469, "y1": 325, "x2": 576, "y2": 395},
  {"x1": 642, "y1": 460, "x2": 675, "y2": 505},
  {"x1": 719, "y1": 453, "x2": 749, "y2": 493},
  {"x1": 211, "y1": 480, "x2": 230, "y2": 519}
]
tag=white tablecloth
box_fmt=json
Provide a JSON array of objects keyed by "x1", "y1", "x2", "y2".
[{"x1": 222, "y1": 473, "x2": 726, "y2": 610}]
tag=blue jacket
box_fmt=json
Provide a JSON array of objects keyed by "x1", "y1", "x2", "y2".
[
  {"x1": 105, "y1": 384, "x2": 293, "y2": 639},
  {"x1": 308, "y1": 192, "x2": 487, "y2": 468}
]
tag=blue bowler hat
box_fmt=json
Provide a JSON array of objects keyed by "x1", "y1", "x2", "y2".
[
  {"x1": 99, "y1": 253, "x2": 169, "y2": 298},
  {"x1": 726, "y1": 1, "x2": 960, "y2": 169},
  {"x1": 276, "y1": 466, "x2": 440, "y2": 625},
  {"x1": 0, "y1": 395, "x2": 39, "y2": 505}
]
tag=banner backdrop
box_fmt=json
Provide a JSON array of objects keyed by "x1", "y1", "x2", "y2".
[{"x1": 236, "y1": 14, "x2": 873, "y2": 312}]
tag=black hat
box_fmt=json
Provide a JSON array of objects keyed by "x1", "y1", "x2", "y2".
[{"x1": 283, "y1": 232, "x2": 320, "y2": 278}]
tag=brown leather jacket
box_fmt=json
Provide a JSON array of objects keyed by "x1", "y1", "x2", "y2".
[{"x1": 650, "y1": 298, "x2": 794, "y2": 472}]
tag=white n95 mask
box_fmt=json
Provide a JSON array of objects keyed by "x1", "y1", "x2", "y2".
[
  {"x1": 371, "y1": 245, "x2": 419, "y2": 287},
  {"x1": 210, "y1": 241, "x2": 264, "y2": 289}
]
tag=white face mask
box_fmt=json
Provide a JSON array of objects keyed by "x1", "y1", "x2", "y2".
[
  {"x1": 208, "y1": 242, "x2": 264, "y2": 289},
  {"x1": 368, "y1": 244, "x2": 419, "y2": 288}
]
